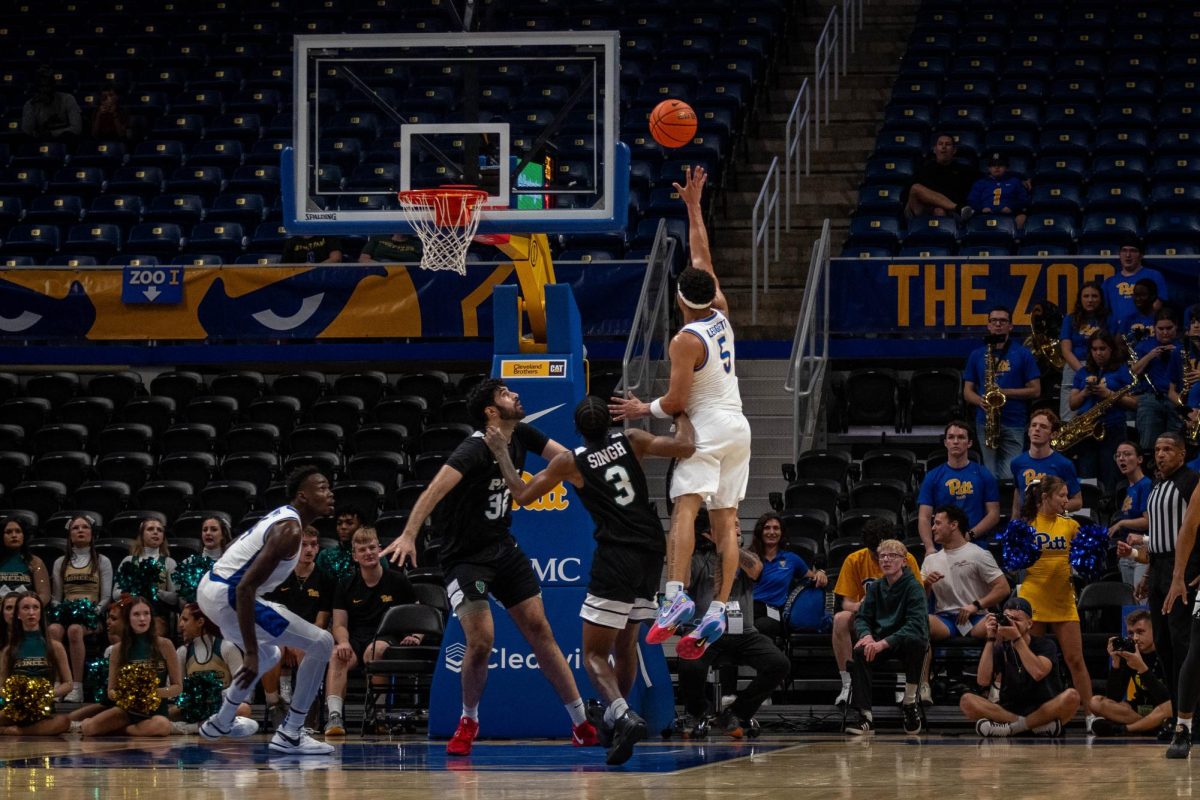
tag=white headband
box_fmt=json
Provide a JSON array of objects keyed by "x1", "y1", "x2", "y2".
[{"x1": 677, "y1": 287, "x2": 711, "y2": 310}]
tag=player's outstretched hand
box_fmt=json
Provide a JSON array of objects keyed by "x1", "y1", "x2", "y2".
[
  {"x1": 483, "y1": 426, "x2": 507, "y2": 457},
  {"x1": 608, "y1": 392, "x2": 646, "y2": 422},
  {"x1": 672, "y1": 165, "x2": 707, "y2": 207},
  {"x1": 381, "y1": 534, "x2": 418, "y2": 568}
]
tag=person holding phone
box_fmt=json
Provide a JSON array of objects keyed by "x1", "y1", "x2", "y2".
[{"x1": 1088, "y1": 609, "x2": 1171, "y2": 737}]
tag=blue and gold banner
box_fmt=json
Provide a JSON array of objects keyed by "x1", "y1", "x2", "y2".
[
  {"x1": 831, "y1": 256, "x2": 1200, "y2": 333},
  {"x1": 0, "y1": 262, "x2": 644, "y2": 341}
]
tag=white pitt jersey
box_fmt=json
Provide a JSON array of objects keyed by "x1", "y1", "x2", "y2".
[
  {"x1": 210, "y1": 505, "x2": 302, "y2": 596},
  {"x1": 679, "y1": 309, "x2": 742, "y2": 418}
]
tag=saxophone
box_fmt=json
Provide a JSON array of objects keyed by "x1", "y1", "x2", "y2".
[
  {"x1": 1024, "y1": 304, "x2": 1065, "y2": 369},
  {"x1": 1180, "y1": 335, "x2": 1200, "y2": 443},
  {"x1": 982, "y1": 340, "x2": 1007, "y2": 450},
  {"x1": 1051, "y1": 372, "x2": 1141, "y2": 451}
]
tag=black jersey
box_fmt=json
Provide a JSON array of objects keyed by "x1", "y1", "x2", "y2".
[
  {"x1": 333, "y1": 564, "x2": 416, "y2": 640},
  {"x1": 573, "y1": 432, "x2": 665, "y2": 553},
  {"x1": 439, "y1": 422, "x2": 550, "y2": 566}
]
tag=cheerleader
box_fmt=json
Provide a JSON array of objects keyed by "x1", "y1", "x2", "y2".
[
  {"x1": 1018, "y1": 476, "x2": 1095, "y2": 729},
  {"x1": 67, "y1": 598, "x2": 129, "y2": 728},
  {"x1": 0, "y1": 517, "x2": 50, "y2": 605},
  {"x1": 118, "y1": 517, "x2": 178, "y2": 636},
  {"x1": 49, "y1": 514, "x2": 113, "y2": 703},
  {"x1": 0, "y1": 592, "x2": 72, "y2": 735},
  {"x1": 79, "y1": 595, "x2": 181, "y2": 737},
  {"x1": 1059, "y1": 281, "x2": 1111, "y2": 421},
  {"x1": 200, "y1": 516, "x2": 232, "y2": 560},
  {"x1": 169, "y1": 602, "x2": 252, "y2": 734},
  {"x1": 1069, "y1": 331, "x2": 1137, "y2": 496},
  {"x1": 0, "y1": 593, "x2": 20, "y2": 651}
]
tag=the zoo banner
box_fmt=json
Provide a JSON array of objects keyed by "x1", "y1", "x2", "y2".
[{"x1": 830, "y1": 256, "x2": 1200, "y2": 333}]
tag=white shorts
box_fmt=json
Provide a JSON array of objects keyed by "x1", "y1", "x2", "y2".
[
  {"x1": 670, "y1": 410, "x2": 752, "y2": 509},
  {"x1": 197, "y1": 573, "x2": 327, "y2": 653}
]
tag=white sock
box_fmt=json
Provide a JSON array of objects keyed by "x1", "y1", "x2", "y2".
[
  {"x1": 281, "y1": 708, "x2": 309, "y2": 736},
  {"x1": 565, "y1": 697, "x2": 587, "y2": 726},
  {"x1": 327, "y1": 696, "x2": 344, "y2": 716},
  {"x1": 462, "y1": 704, "x2": 479, "y2": 721},
  {"x1": 1031, "y1": 720, "x2": 1059, "y2": 734},
  {"x1": 604, "y1": 697, "x2": 629, "y2": 726},
  {"x1": 840, "y1": 670, "x2": 852, "y2": 688},
  {"x1": 665, "y1": 581, "x2": 684, "y2": 601},
  {"x1": 265, "y1": 691, "x2": 280, "y2": 706},
  {"x1": 280, "y1": 675, "x2": 293, "y2": 694},
  {"x1": 69, "y1": 720, "x2": 82, "y2": 734},
  {"x1": 72, "y1": 681, "x2": 82, "y2": 692},
  {"x1": 1181, "y1": 717, "x2": 1194, "y2": 732},
  {"x1": 903, "y1": 684, "x2": 917, "y2": 704},
  {"x1": 707, "y1": 601, "x2": 726, "y2": 616},
  {"x1": 1009, "y1": 716, "x2": 1029, "y2": 734}
]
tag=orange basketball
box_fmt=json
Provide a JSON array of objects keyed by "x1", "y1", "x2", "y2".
[{"x1": 649, "y1": 99, "x2": 698, "y2": 148}]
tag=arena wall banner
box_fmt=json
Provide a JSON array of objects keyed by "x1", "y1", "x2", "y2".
[
  {"x1": 0, "y1": 261, "x2": 643, "y2": 341},
  {"x1": 829, "y1": 256, "x2": 1200, "y2": 334}
]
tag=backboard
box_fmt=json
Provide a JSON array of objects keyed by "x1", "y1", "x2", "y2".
[{"x1": 283, "y1": 31, "x2": 628, "y2": 236}]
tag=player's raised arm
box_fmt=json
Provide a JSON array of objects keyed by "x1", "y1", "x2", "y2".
[
  {"x1": 383, "y1": 464, "x2": 464, "y2": 567},
  {"x1": 485, "y1": 427, "x2": 580, "y2": 506},
  {"x1": 627, "y1": 413, "x2": 696, "y2": 461},
  {"x1": 673, "y1": 165, "x2": 727, "y2": 315}
]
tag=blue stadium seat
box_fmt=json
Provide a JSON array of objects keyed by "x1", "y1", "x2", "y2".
[
  {"x1": 942, "y1": 78, "x2": 993, "y2": 104},
  {"x1": 172, "y1": 254, "x2": 224, "y2": 267},
  {"x1": 337, "y1": 194, "x2": 398, "y2": 213},
  {"x1": 907, "y1": 30, "x2": 954, "y2": 57},
  {"x1": 1159, "y1": 103, "x2": 1200, "y2": 130},
  {"x1": 1055, "y1": 53, "x2": 1104, "y2": 80},
  {"x1": 190, "y1": 66, "x2": 243, "y2": 93},
  {"x1": 140, "y1": 67, "x2": 187, "y2": 95},
  {"x1": 1085, "y1": 182, "x2": 1146, "y2": 214},
  {"x1": 0, "y1": 196, "x2": 23, "y2": 231},
  {"x1": 891, "y1": 79, "x2": 942, "y2": 105},
  {"x1": 936, "y1": 104, "x2": 989, "y2": 135},
  {"x1": 189, "y1": 140, "x2": 244, "y2": 170},
  {"x1": 108, "y1": 167, "x2": 165, "y2": 199},
  {"x1": 994, "y1": 78, "x2": 1045, "y2": 104},
  {"x1": 1145, "y1": 212, "x2": 1200, "y2": 248},
  {"x1": 318, "y1": 138, "x2": 364, "y2": 171},
  {"x1": 185, "y1": 222, "x2": 246, "y2": 258},
  {"x1": 991, "y1": 103, "x2": 1042, "y2": 132},
  {"x1": 1153, "y1": 155, "x2": 1200, "y2": 181},
  {"x1": 25, "y1": 195, "x2": 83, "y2": 227},
  {"x1": 1029, "y1": 183, "x2": 1083, "y2": 215},
  {"x1": 243, "y1": 140, "x2": 287, "y2": 168},
  {"x1": 863, "y1": 156, "x2": 916, "y2": 186},
  {"x1": 228, "y1": 89, "x2": 283, "y2": 116},
  {"x1": 1095, "y1": 129, "x2": 1152, "y2": 157},
  {"x1": 1155, "y1": 130, "x2": 1200, "y2": 155},
  {"x1": 150, "y1": 114, "x2": 207, "y2": 144},
  {"x1": 1038, "y1": 128, "x2": 1091, "y2": 157},
  {"x1": 945, "y1": 131, "x2": 981, "y2": 161},
  {"x1": 325, "y1": 112, "x2": 381, "y2": 144},
  {"x1": 129, "y1": 90, "x2": 170, "y2": 119},
  {"x1": 874, "y1": 130, "x2": 928, "y2": 158},
  {"x1": 1010, "y1": 30, "x2": 1058, "y2": 54},
  {"x1": 856, "y1": 185, "x2": 905, "y2": 215},
  {"x1": 882, "y1": 103, "x2": 935, "y2": 133},
  {"x1": 0, "y1": 168, "x2": 48, "y2": 200},
  {"x1": 1115, "y1": 7, "x2": 1165, "y2": 30},
  {"x1": 958, "y1": 31, "x2": 1007, "y2": 58},
  {"x1": 1105, "y1": 77, "x2": 1158, "y2": 103},
  {"x1": 46, "y1": 255, "x2": 98, "y2": 267},
  {"x1": 1146, "y1": 243, "x2": 1200, "y2": 257},
  {"x1": 131, "y1": 140, "x2": 187, "y2": 170},
  {"x1": 46, "y1": 167, "x2": 107, "y2": 202},
  {"x1": 65, "y1": 224, "x2": 122, "y2": 260},
  {"x1": 126, "y1": 223, "x2": 183, "y2": 257},
  {"x1": 1021, "y1": 214, "x2": 1078, "y2": 247},
  {"x1": 646, "y1": 188, "x2": 686, "y2": 218},
  {"x1": 1018, "y1": 243, "x2": 1074, "y2": 257},
  {"x1": 1098, "y1": 104, "x2": 1156, "y2": 131},
  {"x1": 88, "y1": 195, "x2": 143, "y2": 227},
  {"x1": 1107, "y1": 53, "x2": 1162, "y2": 79},
  {"x1": 1042, "y1": 103, "x2": 1096, "y2": 131},
  {"x1": 1079, "y1": 212, "x2": 1141, "y2": 251},
  {"x1": 1091, "y1": 154, "x2": 1149, "y2": 182},
  {"x1": 225, "y1": 166, "x2": 280, "y2": 201},
  {"x1": 208, "y1": 194, "x2": 265, "y2": 227},
  {"x1": 1149, "y1": 180, "x2": 1200, "y2": 211},
  {"x1": 848, "y1": 215, "x2": 902, "y2": 248},
  {"x1": 171, "y1": 90, "x2": 224, "y2": 118},
  {"x1": 6, "y1": 224, "x2": 61, "y2": 257},
  {"x1": 898, "y1": 245, "x2": 954, "y2": 258},
  {"x1": 1003, "y1": 53, "x2": 1051, "y2": 81},
  {"x1": 1162, "y1": 77, "x2": 1200, "y2": 102},
  {"x1": 11, "y1": 142, "x2": 69, "y2": 172},
  {"x1": 959, "y1": 243, "x2": 1014, "y2": 257},
  {"x1": 71, "y1": 141, "x2": 128, "y2": 171},
  {"x1": 841, "y1": 242, "x2": 896, "y2": 258},
  {"x1": 145, "y1": 194, "x2": 205, "y2": 226},
  {"x1": 1048, "y1": 78, "x2": 1100, "y2": 104},
  {"x1": 983, "y1": 128, "x2": 1036, "y2": 159},
  {"x1": 904, "y1": 215, "x2": 959, "y2": 247},
  {"x1": 249, "y1": 222, "x2": 289, "y2": 253},
  {"x1": 961, "y1": 215, "x2": 1018, "y2": 249},
  {"x1": 166, "y1": 167, "x2": 226, "y2": 201}
]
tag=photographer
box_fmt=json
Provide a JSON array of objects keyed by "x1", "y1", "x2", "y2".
[
  {"x1": 959, "y1": 597, "x2": 1080, "y2": 737},
  {"x1": 1089, "y1": 609, "x2": 1171, "y2": 737}
]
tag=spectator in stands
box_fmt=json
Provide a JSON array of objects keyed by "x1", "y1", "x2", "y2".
[
  {"x1": 199, "y1": 515, "x2": 232, "y2": 560},
  {"x1": 1132, "y1": 310, "x2": 1184, "y2": 452},
  {"x1": 905, "y1": 133, "x2": 977, "y2": 221},
  {"x1": 1059, "y1": 281, "x2": 1112, "y2": 422},
  {"x1": 359, "y1": 233, "x2": 422, "y2": 263},
  {"x1": 966, "y1": 153, "x2": 1030, "y2": 229},
  {"x1": 1103, "y1": 238, "x2": 1167, "y2": 325},
  {"x1": 916, "y1": 420, "x2": 1001, "y2": 554},
  {"x1": 316, "y1": 504, "x2": 362, "y2": 584},
  {"x1": 89, "y1": 84, "x2": 134, "y2": 143},
  {"x1": 118, "y1": 517, "x2": 178, "y2": 638},
  {"x1": 1115, "y1": 278, "x2": 1158, "y2": 339},
  {"x1": 830, "y1": 518, "x2": 922, "y2": 707},
  {"x1": 262, "y1": 525, "x2": 333, "y2": 730},
  {"x1": 748, "y1": 512, "x2": 827, "y2": 638},
  {"x1": 49, "y1": 514, "x2": 112, "y2": 703},
  {"x1": 0, "y1": 516, "x2": 51, "y2": 605},
  {"x1": 20, "y1": 65, "x2": 82, "y2": 149},
  {"x1": 169, "y1": 602, "x2": 253, "y2": 734},
  {"x1": 1018, "y1": 475, "x2": 1095, "y2": 729},
  {"x1": 677, "y1": 512, "x2": 790, "y2": 738},
  {"x1": 0, "y1": 593, "x2": 19, "y2": 652},
  {"x1": 1110, "y1": 441, "x2": 1151, "y2": 587},
  {"x1": 1089, "y1": 609, "x2": 1171, "y2": 737},
  {"x1": 960, "y1": 596, "x2": 1079, "y2": 737},
  {"x1": 843, "y1": 537, "x2": 929, "y2": 736},
  {"x1": 963, "y1": 305, "x2": 1041, "y2": 481},
  {"x1": 0, "y1": 592, "x2": 72, "y2": 736},
  {"x1": 325, "y1": 527, "x2": 418, "y2": 737},
  {"x1": 924, "y1": 505, "x2": 1010, "y2": 642},
  {"x1": 1010, "y1": 409, "x2": 1083, "y2": 517},
  {"x1": 281, "y1": 235, "x2": 343, "y2": 263},
  {"x1": 1069, "y1": 332, "x2": 1138, "y2": 496}
]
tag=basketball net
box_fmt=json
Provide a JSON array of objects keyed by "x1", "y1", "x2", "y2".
[{"x1": 396, "y1": 186, "x2": 490, "y2": 275}]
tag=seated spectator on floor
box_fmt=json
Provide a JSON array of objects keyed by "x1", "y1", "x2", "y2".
[
  {"x1": 959, "y1": 596, "x2": 1079, "y2": 738},
  {"x1": 831, "y1": 518, "x2": 922, "y2": 707},
  {"x1": 21, "y1": 65, "x2": 82, "y2": 149},
  {"x1": 0, "y1": 592, "x2": 72, "y2": 736},
  {"x1": 169, "y1": 602, "x2": 252, "y2": 734},
  {"x1": 748, "y1": 512, "x2": 826, "y2": 638},
  {"x1": 905, "y1": 133, "x2": 977, "y2": 220},
  {"x1": 324, "y1": 527, "x2": 418, "y2": 736},
  {"x1": 843, "y1": 538, "x2": 930, "y2": 736},
  {"x1": 924, "y1": 505, "x2": 1010, "y2": 642},
  {"x1": 966, "y1": 153, "x2": 1030, "y2": 229},
  {"x1": 675, "y1": 512, "x2": 790, "y2": 739},
  {"x1": 1089, "y1": 609, "x2": 1171, "y2": 737},
  {"x1": 261, "y1": 525, "x2": 333, "y2": 730},
  {"x1": 916, "y1": 420, "x2": 1001, "y2": 554}
]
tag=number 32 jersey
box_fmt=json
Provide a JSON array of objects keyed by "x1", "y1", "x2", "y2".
[
  {"x1": 680, "y1": 309, "x2": 742, "y2": 421},
  {"x1": 574, "y1": 432, "x2": 664, "y2": 553},
  {"x1": 441, "y1": 422, "x2": 549, "y2": 567}
]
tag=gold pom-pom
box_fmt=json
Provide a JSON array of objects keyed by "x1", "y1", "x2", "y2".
[
  {"x1": 1, "y1": 675, "x2": 55, "y2": 725},
  {"x1": 112, "y1": 662, "x2": 162, "y2": 716}
]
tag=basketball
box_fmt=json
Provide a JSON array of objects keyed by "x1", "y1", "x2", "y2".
[{"x1": 649, "y1": 99, "x2": 698, "y2": 148}]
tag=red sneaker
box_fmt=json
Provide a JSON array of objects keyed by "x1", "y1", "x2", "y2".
[
  {"x1": 447, "y1": 717, "x2": 479, "y2": 756},
  {"x1": 572, "y1": 720, "x2": 599, "y2": 747}
]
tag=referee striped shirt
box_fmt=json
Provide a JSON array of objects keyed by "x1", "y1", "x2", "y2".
[{"x1": 1146, "y1": 467, "x2": 1200, "y2": 554}]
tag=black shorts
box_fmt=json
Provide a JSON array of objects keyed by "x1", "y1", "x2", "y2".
[
  {"x1": 444, "y1": 541, "x2": 542, "y2": 612},
  {"x1": 581, "y1": 543, "x2": 663, "y2": 630},
  {"x1": 349, "y1": 633, "x2": 396, "y2": 663}
]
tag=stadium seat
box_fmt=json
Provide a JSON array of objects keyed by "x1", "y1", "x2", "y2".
[
  {"x1": 32, "y1": 452, "x2": 91, "y2": 493},
  {"x1": 961, "y1": 216, "x2": 1017, "y2": 249},
  {"x1": 393, "y1": 373, "x2": 449, "y2": 412},
  {"x1": 1146, "y1": 212, "x2": 1200, "y2": 248},
  {"x1": 904, "y1": 216, "x2": 958, "y2": 247},
  {"x1": 59, "y1": 396, "x2": 114, "y2": 439},
  {"x1": 108, "y1": 167, "x2": 165, "y2": 199},
  {"x1": 1079, "y1": 213, "x2": 1141, "y2": 251},
  {"x1": 856, "y1": 185, "x2": 905, "y2": 215},
  {"x1": 288, "y1": 423, "x2": 343, "y2": 456},
  {"x1": 219, "y1": 452, "x2": 278, "y2": 494},
  {"x1": 1085, "y1": 181, "x2": 1146, "y2": 214},
  {"x1": 26, "y1": 195, "x2": 84, "y2": 227},
  {"x1": 1029, "y1": 183, "x2": 1083, "y2": 215},
  {"x1": 88, "y1": 196, "x2": 144, "y2": 227},
  {"x1": 64, "y1": 224, "x2": 123, "y2": 260},
  {"x1": 4, "y1": 225, "x2": 60, "y2": 257},
  {"x1": 200, "y1": 480, "x2": 257, "y2": 522},
  {"x1": 160, "y1": 423, "x2": 217, "y2": 455},
  {"x1": 783, "y1": 479, "x2": 841, "y2": 523},
  {"x1": 10, "y1": 481, "x2": 67, "y2": 521},
  {"x1": 184, "y1": 396, "x2": 239, "y2": 435},
  {"x1": 374, "y1": 396, "x2": 428, "y2": 434},
  {"x1": 136, "y1": 480, "x2": 193, "y2": 523},
  {"x1": 225, "y1": 423, "x2": 281, "y2": 456},
  {"x1": 843, "y1": 369, "x2": 901, "y2": 430},
  {"x1": 185, "y1": 222, "x2": 246, "y2": 258},
  {"x1": 332, "y1": 372, "x2": 390, "y2": 410},
  {"x1": 1, "y1": 397, "x2": 51, "y2": 434},
  {"x1": 157, "y1": 451, "x2": 216, "y2": 493},
  {"x1": 71, "y1": 481, "x2": 130, "y2": 523},
  {"x1": 1021, "y1": 214, "x2": 1079, "y2": 248},
  {"x1": 126, "y1": 223, "x2": 183, "y2": 257},
  {"x1": 272, "y1": 372, "x2": 327, "y2": 412}
]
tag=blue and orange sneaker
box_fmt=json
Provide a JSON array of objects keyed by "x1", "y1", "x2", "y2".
[
  {"x1": 646, "y1": 591, "x2": 695, "y2": 644},
  {"x1": 675, "y1": 606, "x2": 727, "y2": 660}
]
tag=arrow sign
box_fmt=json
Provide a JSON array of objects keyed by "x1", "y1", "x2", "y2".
[
  {"x1": 143, "y1": 286, "x2": 161, "y2": 302},
  {"x1": 121, "y1": 267, "x2": 183, "y2": 305}
]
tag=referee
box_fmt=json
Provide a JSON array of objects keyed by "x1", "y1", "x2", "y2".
[{"x1": 1145, "y1": 432, "x2": 1200, "y2": 715}]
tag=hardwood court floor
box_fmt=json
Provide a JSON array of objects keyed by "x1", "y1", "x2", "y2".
[{"x1": 0, "y1": 734, "x2": 1192, "y2": 799}]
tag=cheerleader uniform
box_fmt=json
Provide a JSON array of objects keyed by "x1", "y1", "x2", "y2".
[
  {"x1": 0, "y1": 550, "x2": 34, "y2": 596},
  {"x1": 51, "y1": 549, "x2": 113, "y2": 618},
  {"x1": 181, "y1": 635, "x2": 235, "y2": 688},
  {"x1": 118, "y1": 549, "x2": 177, "y2": 613},
  {"x1": 123, "y1": 633, "x2": 169, "y2": 720},
  {"x1": 8, "y1": 632, "x2": 55, "y2": 725},
  {"x1": 1018, "y1": 513, "x2": 1080, "y2": 623}
]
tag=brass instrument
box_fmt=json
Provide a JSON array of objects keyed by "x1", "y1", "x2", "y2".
[
  {"x1": 1026, "y1": 301, "x2": 1066, "y2": 369},
  {"x1": 1179, "y1": 335, "x2": 1200, "y2": 443},
  {"x1": 982, "y1": 340, "x2": 1007, "y2": 450},
  {"x1": 1051, "y1": 372, "x2": 1141, "y2": 451}
]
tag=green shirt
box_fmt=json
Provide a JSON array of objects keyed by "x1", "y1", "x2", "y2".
[
  {"x1": 360, "y1": 235, "x2": 422, "y2": 262},
  {"x1": 13, "y1": 632, "x2": 50, "y2": 679},
  {"x1": 281, "y1": 236, "x2": 343, "y2": 263},
  {"x1": 0, "y1": 551, "x2": 32, "y2": 594}
]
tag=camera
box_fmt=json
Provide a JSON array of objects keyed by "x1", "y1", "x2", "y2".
[
  {"x1": 989, "y1": 609, "x2": 1014, "y2": 627},
  {"x1": 1112, "y1": 636, "x2": 1137, "y2": 653}
]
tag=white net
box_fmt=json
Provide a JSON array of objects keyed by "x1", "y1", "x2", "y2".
[{"x1": 396, "y1": 188, "x2": 489, "y2": 275}]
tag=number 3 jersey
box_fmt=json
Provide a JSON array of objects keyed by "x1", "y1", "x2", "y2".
[
  {"x1": 440, "y1": 422, "x2": 549, "y2": 566},
  {"x1": 573, "y1": 432, "x2": 665, "y2": 554}
]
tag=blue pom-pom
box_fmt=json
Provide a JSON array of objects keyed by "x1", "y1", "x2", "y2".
[
  {"x1": 1070, "y1": 523, "x2": 1109, "y2": 580},
  {"x1": 994, "y1": 518, "x2": 1039, "y2": 572}
]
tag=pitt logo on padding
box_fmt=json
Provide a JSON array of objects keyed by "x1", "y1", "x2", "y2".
[
  {"x1": 513, "y1": 471, "x2": 569, "y2": 511},
  {"x1": 945, "y1": 478, "x2": 975, "y2": 498}
]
